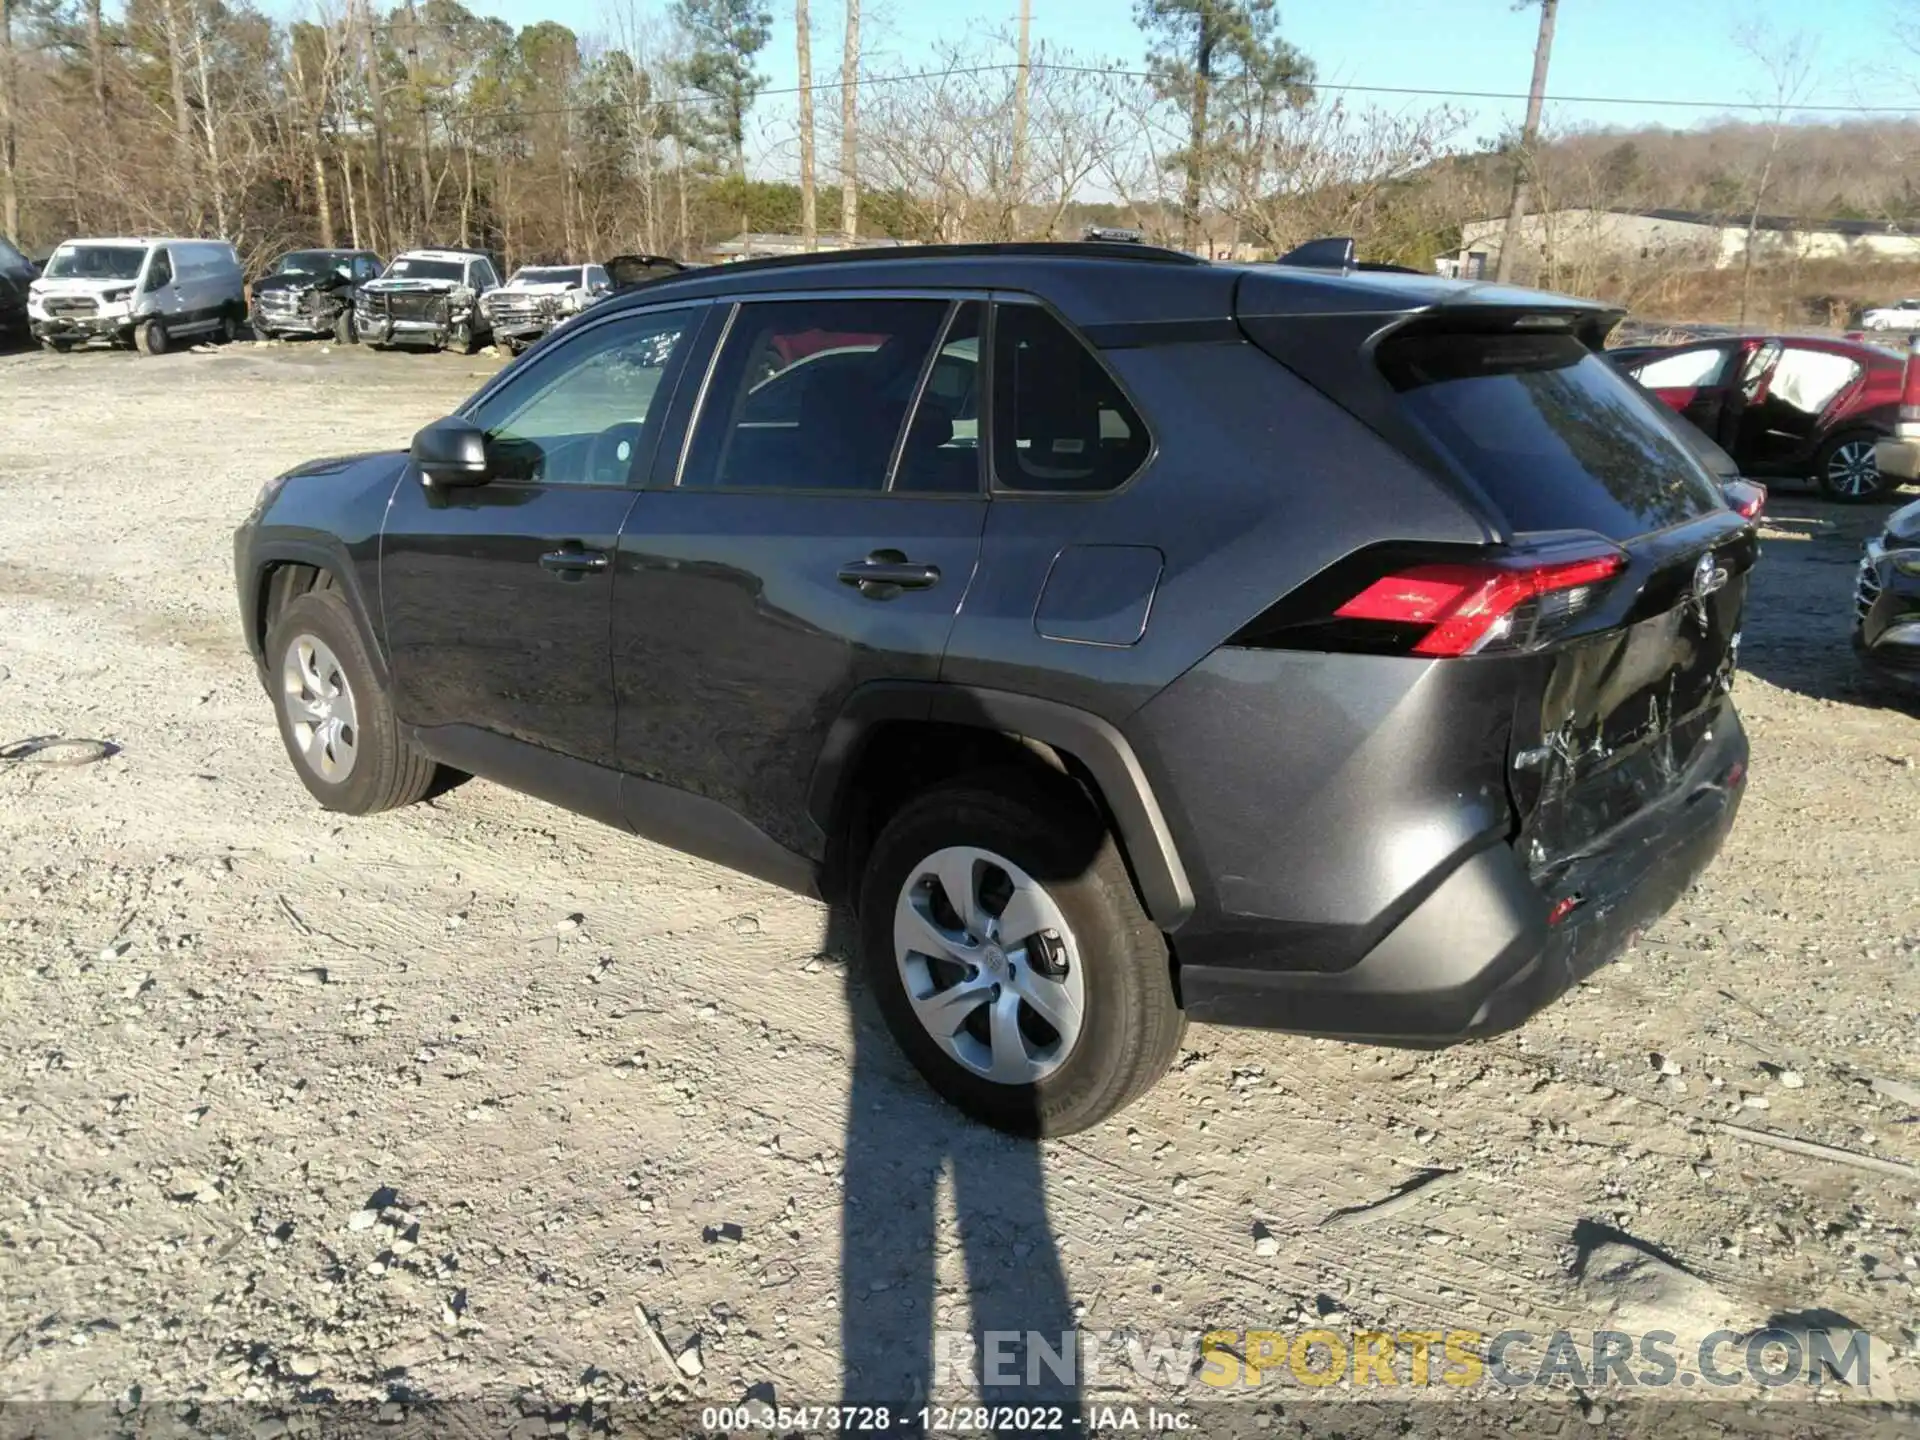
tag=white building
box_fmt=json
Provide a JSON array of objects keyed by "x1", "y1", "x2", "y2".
[{"x1": 1440, "y1": 209, "x2": 1920, "y2": 279}]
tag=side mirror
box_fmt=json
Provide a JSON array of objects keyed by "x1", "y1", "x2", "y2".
[
  {"x1": 411, "y1": 416, "x2": 490, "y2": 487},
  {"x1": 1722, "y1": 478, "x2": 1766, "y2": 521}
]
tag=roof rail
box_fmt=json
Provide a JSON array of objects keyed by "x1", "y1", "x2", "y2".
[{"x1": 675, "y1": 240, "x2": 1205, "y2": 283}]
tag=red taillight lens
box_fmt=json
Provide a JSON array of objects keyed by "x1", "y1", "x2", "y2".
[
  {"x1": 1335, "y1": 551, "x2": 1626, "y2": 657},
  {"x1": 1722, "y1": 479, "x2": 1766, "y2": 520}
]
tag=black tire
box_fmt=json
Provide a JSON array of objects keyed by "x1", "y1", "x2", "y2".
[
  {"x1": 134, "y1": 318, "x2": 168, "y2": 356},
  {"x1": 265, "y1": 587, "x2": 437, "y2": 815},
  {"x1": 40, "y1": 337, "x2": 71, "y2": 354},
  {"x1": 214, "y1": 311, "x2": 238, "y2": 344},
  {"x1": 1816, "y1": 429, "x2": 1890, "y2": 502},
  {"x1": 333, "y1": 309, "x2": 356, "y2": 346},
  {"x1": 858, "y1": 771, "x2": 1184, "y2": 1135}
]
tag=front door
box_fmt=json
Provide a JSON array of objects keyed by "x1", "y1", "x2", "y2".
[
  {"x1": 612, "y1": 295, "x2": 988, "y2": 858},
  {"x1": 1629, "y1": 342, "x2": 1737, "y2": 442},
  {"x1": 380, "y1": 302, "x2": 703, "y2": 766}
]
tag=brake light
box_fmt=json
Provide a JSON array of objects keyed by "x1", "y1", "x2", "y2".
[
  {"x1": 1336, "y1": 551, "x2": 1626, "y2": 657},
  {"x1": 1722, "y1": 479, "x2": 1766, "y2": 520}
]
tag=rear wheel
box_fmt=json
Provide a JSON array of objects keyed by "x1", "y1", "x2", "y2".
[
  {"x1": 858, "y1": 773, "x2": 1183, "y2": 1135},
  {"x1": 266, "y1": 588, "x2": 437, "y2": 814},
  {"x1": 134, "y1": 318, "x2": 168, "y2": 356},
  {"x1": 214, "y1": 312, "x2": 238, "y2": 344},
  {"x1": 1817, "y1": 430, "x2": 1889, "y2": 502}
]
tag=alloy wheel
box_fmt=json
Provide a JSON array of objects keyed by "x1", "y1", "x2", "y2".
[
  {"x1": 1828, "y1": 439, "x2": 1882, "y2": 498},
  {"x1": 892, "y1": 846, "x2": 1087, "y2": 1085},
  {"x1": 281, "y1": 634, "x2": 359, "y2": 782}
]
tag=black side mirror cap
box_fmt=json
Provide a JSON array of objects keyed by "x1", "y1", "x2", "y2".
[{"x1": 411, "y1": 416, "x2": 490, "y2": 487}]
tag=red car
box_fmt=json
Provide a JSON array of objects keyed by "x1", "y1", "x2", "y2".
[{"x1": 1612, "y1": 334, "x2": 1903, "y2": 501}]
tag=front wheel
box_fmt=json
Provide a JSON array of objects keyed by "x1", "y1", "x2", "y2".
[
  {"x1": 266, "y1": 588, "x2": 437, "y2": 814},
  {"x1": 1817, "y1": 430, "x2": 1890, "y2": 502},
  {"x1": 858, "y1": 772, "x2": 1184, "y2": 1135},
  {"x1": 333, "y1": 309, "x2": 357, "y2": 346},
  {"x1": 134, "y1": 318, "x2": 168, "y2": 356}
]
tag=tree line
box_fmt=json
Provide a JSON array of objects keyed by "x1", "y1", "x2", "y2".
[{"x1": 1, "y1": 0, "x2": 1917, "y2": 289}]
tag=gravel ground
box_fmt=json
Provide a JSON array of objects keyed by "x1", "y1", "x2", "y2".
[{"x1": 0, "y1": 343, "x2": 1917, "y2": 1428}]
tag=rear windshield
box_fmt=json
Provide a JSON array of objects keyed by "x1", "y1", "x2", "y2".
[
  {"x1": 511, "y1": 267, "x2": 581, "y2": 285},
  {"x1": 1380, "y1": 330, "x2": 1724, "y2": 540}
]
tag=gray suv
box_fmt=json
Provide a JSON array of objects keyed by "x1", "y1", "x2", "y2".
[{"x1": 234, "y1": 243, "x2": 1753, "y2": 1133}]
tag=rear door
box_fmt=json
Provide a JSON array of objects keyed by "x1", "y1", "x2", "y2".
[
  {"x1": 1734, "y1": 340, "x2": 1865, "y2": 472},
  {"x1": 1375, "y1": 323, "x2": 1752, "y2": 880},
  {"x1": 612, "y1": 294, "x2": 988, "y2": 859}
]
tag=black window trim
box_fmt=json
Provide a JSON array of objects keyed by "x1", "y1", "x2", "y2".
[
  {"x1": 453, "y1": 297, "x2": 713, "y2": 492},
  {"x1": 984, "y1": 291, "x2": 1158, "y2": 501},
  {"x1": 669, "y1": 288, "x2": 993, "y2": 502}
]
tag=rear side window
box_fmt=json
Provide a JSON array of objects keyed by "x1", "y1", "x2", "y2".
[
  {"x1": 992, "y1": 304, "x2": 1149, "y2": 492},
  {"x1": 1379, "y1": 330, "x2": 1722, "y2": 540},
  {"x1": 680, "y1": 297, "x2": 949, "y2": 492}
]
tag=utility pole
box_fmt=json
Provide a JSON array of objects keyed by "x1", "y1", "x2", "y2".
[
  {"x1": 839, "y1": 0, "x2": 859, "y2": 244},
  {"x1": 1496, "y1": 0, "x2": 1558, "y2": 284},
  {"x1": 797, "y1": 0, "x2": 816, "y2": 249},
  {"x1": 1010, "y1": 0, "x2": 1029, "y2": 231}
]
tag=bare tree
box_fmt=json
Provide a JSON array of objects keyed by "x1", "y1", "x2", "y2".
[
  {"x1": 839, "y1": 0, "x2": 857, "y2": 241},
  {"x1": 0, "y1": 0, "x2": 16, "y2": 240},
  {"x1": 796, "y1": 0, "x2": 815, "y2": 247},
  {"x1": 1732, "y1": 23, "x2": 1817, "y2": 324}
]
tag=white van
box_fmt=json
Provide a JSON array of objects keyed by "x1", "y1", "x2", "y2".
[{"x1": 27, "y1": 237, "x2": 245, "y2": 354}]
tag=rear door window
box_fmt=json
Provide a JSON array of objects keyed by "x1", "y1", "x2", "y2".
[
  {"x1": 991, "y1": 303, "x2": 1149, "y2": 492},
  {"x1": 1379, "y1": 329, "x2": 1723, "y2": 540},
  {"x1": 1767, "y1": 345, "x2": 1861, "y2": 416},
  {"x1": 678, "y1": 297, "x2": 950, "y2": 492}
]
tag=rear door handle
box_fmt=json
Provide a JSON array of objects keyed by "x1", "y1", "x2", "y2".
[
  {"x1": 540, "y1": 547, "x2": 610, "y2": 575},
  {"x1": 837, "y1": 552, "x2": 941, "y2": 596}
]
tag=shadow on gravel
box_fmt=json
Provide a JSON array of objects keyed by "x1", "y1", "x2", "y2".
[{"x1": 833, "y1": 897, "x2": 1084, "y2": 1432}]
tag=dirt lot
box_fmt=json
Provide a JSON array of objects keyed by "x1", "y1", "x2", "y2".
[{"x1": 0, "y1": 343, "x2": 1917, "y2": 1427}]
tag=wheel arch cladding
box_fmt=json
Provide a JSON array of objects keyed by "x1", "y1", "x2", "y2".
[
  {"x1": 251, "y1": 547, "x2": 390, "y2": 691},
  {"x1": 809, "y1": 682, "x2": 1196, "y2": 932}
]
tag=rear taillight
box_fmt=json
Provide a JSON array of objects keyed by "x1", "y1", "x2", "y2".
[
  {"x1": 1334, "y1": 549, "x2": 1626, "y2": 657},
  {"x1": 1722, "y1": 479, "x2": 1766, "y2": 520}
]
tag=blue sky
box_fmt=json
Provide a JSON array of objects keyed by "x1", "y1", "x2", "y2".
[{"x1": 335, "y1": 0, "x2": 1912, "y2": 173}]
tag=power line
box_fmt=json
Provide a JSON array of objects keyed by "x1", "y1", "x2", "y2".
[{"x1": 401, "y1": 57, "x2": 1920, "y2": 124}]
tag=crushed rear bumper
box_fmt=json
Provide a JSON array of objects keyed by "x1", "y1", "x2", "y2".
[{"x1": 1178, "y1": 709, "x2": 1747, "y2": 1042}]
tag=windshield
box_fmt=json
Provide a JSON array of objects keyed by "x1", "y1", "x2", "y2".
[
  {"x1": 276, "y1": 250, "x2": 347, "y2": 277},
  {"x1": 511, "y1": 267, "x2": 581, "y2": 286},
  {"x1": 384, "y1": 257, "x2": 466, "y2": 283},
  {"x1": 44, "y1": 244, "x2": 146, "y2": 281}
]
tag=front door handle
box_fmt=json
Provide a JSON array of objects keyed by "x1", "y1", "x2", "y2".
[
  {"x1": 837, "y1": 550, "x2": 941, "y2": 598},
  {"x1": 540, "y1": 547, "x2": 611, "y2": 575}
]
